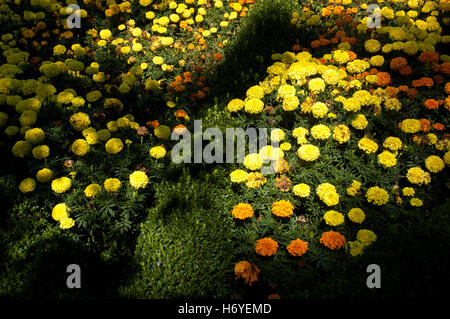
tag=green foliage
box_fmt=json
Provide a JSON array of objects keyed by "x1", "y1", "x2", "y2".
[{"x1": 119, "y1": 168, "x2": 238, "y2": 298}]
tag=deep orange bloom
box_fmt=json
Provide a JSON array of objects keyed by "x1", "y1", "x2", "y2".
[
  {"x1": 424, "y1": 99, "x2": 439, "y2": 110},
  {"x1": 432, "y1": 123, "x2": 445, "y2": 131},
  {"x1": 418, "y1": 51, "x2": 439, "y2": 63},
  {"x1": 376, "y1": 72, "x2": 391, "y2": 87},
  {"x1": 320, "y1": 231, "x2": 346, "y2": 250},
  {"x1": 255, "y1": 237, "x2": 278, "y2": 256},
  {"x1": 287, "y1": 239, "x2": 309, "y2": 256},
  {"x1": 390, "y1": 57, "x2": 408, "y2": 71},
  {"x1": 419, "y1": 118, "x2": 431, "y2": 132}
]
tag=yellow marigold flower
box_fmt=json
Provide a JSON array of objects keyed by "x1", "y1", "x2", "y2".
[
  {"x1": 270, "y1": 128, "x2": 285, "y2": 142},
  {"x1": 60, "y1": 217, "x2": 75, "y2": 229},
  {"x1": 444, "y1": 151, "x2": 450, "y2": 165},
  {"x1": 97, "y1": 129, "x2": 111, "y2": 142},
  {"x1": 36, "y1": 168, "x2": 53, "y2": 183},
  {"x1": 333, "y1": 50, "x2": 350, "y2": 64},
  {"x1": 12, "y1": 140, "x2": 32, "y2": 158},
  {"x1": 280, "y1": 142, "x2": 291, "y2": 151},
  {"x1": 320, "y1": 230, "x2": 346, "y2": 250},
  {"x1": 230, "y1": 170, "x2": 249, "y2": 183},
  {"x1": 352, "y1": 114, "x2": 368, "y2": 130},
  {"x1": 69, "y1": 112, "x2": 91, "y2": 131},
  {"x1": 402, "y1": 187, "x2": 415, "y2": 197},
  {"x1": 272, "y1": 199, "x2": 294, "y2": 217},
  {"x1": 333, "y1": 125, "x2": 350, "y2": 144},
  {"x1": 86, "y1": 90, "x2": 102, "y2": 102},
  {"x1": 410, "y1": 198, "x2": 423, "y2": 207},
  {"x1": 52, "y1": 203, "x2": 69, "y2": 221},
  {"x1": 32, "y1": 145, "x2": 50, "y2": 160},
  {"x1": 308, "y1": 78, "x2": 326, "y2": 94},
  {"x1": 99, "y1": 29, "x2": 112, "y2": 40},
  {"x1": 227, "y1": 99, "x2": 244, "y2": 112},
  {"x1": 154, "y1": 125, "x2": 171, "y2": 139},
  {"x1": 104, "y1": 178, "x2": 121, "y2": 192},
  {"x1": 316, "y1": 183, "x2": 340, "y2": 206},
  {"x1": 51, "y1": 177, "x2": 72, "y2": 193},
  {"x1": 378, "y1": 150, "x2": 397, "y2": 168},
  {"x1": 19, "y1": 178, "x2": 36, "y2": 193},
  {"x1": 84, "y1": 183, "x2": 102, "y2": 198},
  {"x1": 232, "y1": 203, "x2": 254, "y2": 220},
  {"x1": 324, "y1": 210, "x2": 345, "y2": 226},
  {"x1": 348, "y1": 208, "x2": 365, "y2": 224},
  {"x1": 255, "y1": 237, "x2": 278, "y2": 256},
  {"x1": 246, "y1": 85, "x2": 265, "y2": 99},
  {"x1": 259, "y1": 146, "x2": 284, "y2": 161},
  {"x1": 234, "y1": 261, "x2": 260, "y2": 286},
  {"x1": 149, "y1": 146, "x2": 166, "y2": 159},
  {"x1": 287, "y1": 238, "x2": 309, "y2": 257},
  {"x1": 244, "y1": 98, "x2": 264, "y2": 114},
  {"x1": 346, "y1": 180, "x2": 361, "y2": 197},
  {"x1": 293, "y1": 183, "x2": 310, "y2": 197},
  {"x1": 356, "y1": 229, "x2": 377, "y2": 247},
  {"x1": 152, "y1": 56, "x2": 164, "y2": 65},
  {"x1": 282, "y1": 95, "x2": 300, "y2": 111},
  {"x1": 297, "y1": 144, "x2": 320, "y2": 161},
  {"x1": 243, "y1": 153, "x2": 263, "y2": 171},
  {"x1": 366, "y1": 186, "x2": 389, "y2": 205},
  {"x1": 311, "y1": 102, "x2": 328, "y2": 118},
  {"x1": 407, "y1": 167, "x2": 431, "y2": 185},
  {"x1": 346, "y1": 241, "x2": 364, "y2": 257},
  {"x1": 105, "y1": 138, "x2": 124, "y2": 154},
  {"x1": 425, "y1": 155, "x2": 445, "y2": 173},
  {"x1": 72, "y1": 139, "x2": 90, "y2": 156},
  {"x1": 246, "y1": 172, "x2": 266, "y2": 188},
  {"x1": 401, "y1": 119, "x2": 421, "y2": 133},
  {"x1": 129, "y1": 171, "x2": 149, "y2": 189},
  {"x1": 24, "y1": 128, "x2": 45, "y2": 144},
  {"x1": 364, "y1": 39, "x2": 381, "y2": 53},
  {"x1": 310, "y1": 124, "x2": 331, "y2": 140},
  {"x1": 342, "y1": 98, "x2": 361, "y2": 112},
  {"x1": 383, "y1": 136, "x2": 402, "y2": 151},
  {"x1": 358, "y1": 137, "x2": 378, "y2": 154}
]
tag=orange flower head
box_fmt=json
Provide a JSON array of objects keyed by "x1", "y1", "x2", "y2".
[
  {"x1": 287, "y1": 238, "x2": 309, "y2": 256},
  {"x1": 255, "y1": 237, "x2": 278, "y2": 256},
  {"x1": 272, "y1": 199, "x2": 294, "y2": 217},
  {"x1": 320, "y1": 230, "x2": 346, "y2": 250},
  {"x1": 232, "y1": 203, "x2": 254, "y2": 220}
]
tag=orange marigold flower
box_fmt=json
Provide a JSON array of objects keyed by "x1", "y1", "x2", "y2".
[
  {"x1": 232, "y1": 203, "x2": 254, "y2": 220},
  {"x1": 234, "y1": 261, "x2": 260, "y2": 286},
  {"x1": 172, "y1": 124, "x2": 187, "y2": 135},
  {"x1": 406, "y1": 88, "x2": 418, "y2": 99},
  {"x1": 432, "y1": 123, "x2": 445, "y2": 131},
  {"x1": 147, "y1": 120, "x2": 159, "y2": 128},
  {"x1": 255, "y1": 237, "x2": 278, "y2": 256},
  {"x1": 418, "y1": 51, "x2": 439, "y2": 63},
  {"x1": 390, "y1": 57, "x2": 408, "y2": 71},
  {"x1": 272, "y1": 199, "x2": 294, "y2": 217},
  {"x1": 399, "y1": 65, "x2": 413, "y2": 76},
  {"x1": 386, "y1": 86, "x2": 399, "y2": 98},
  {"x1": 213, "y1": 53, "x2": 223, "y2": 61},
  {"x1": 419, "y1": 118, "x2": 431, "y2": 132},
  {"x1": 287, "y1": 238, "x2": 309, "y2": 256},
  {"x1": 174, "y1": 109, "x2": 188, "y2": 118},
  {"x1": 445, "y1": 96, "x2": 450, "y2": 111},
  {"x1": 424, "y1": 99, "x2": 439, "y2": 110},
  {"x1": 445, "y1": 83, "x2": 450, "y2": 94},
  {"x1": 376, "y1": 72, "x2": 391, "y2": 87},
  {"x1": 320, "y1": 230, "x2": 346, "y2": 250}
]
